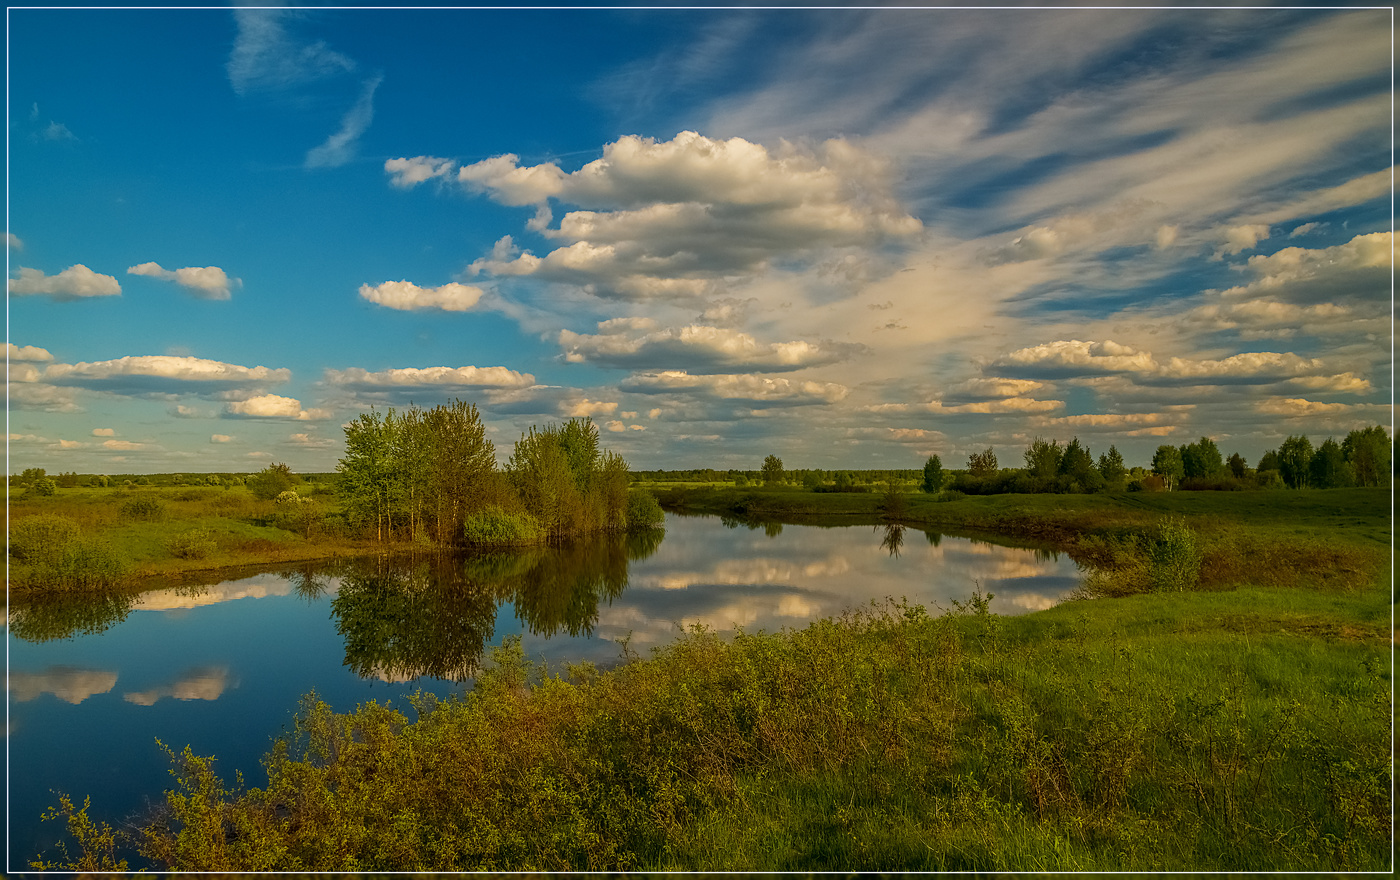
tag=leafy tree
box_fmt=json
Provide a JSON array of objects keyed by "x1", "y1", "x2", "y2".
[
  {"x1": 1097, "y1": 445, "x2": 1127, "y2": 487},
  {"x1": 920, "y1": 455, "x2": 944, "y2": 493},
  {"x1": 248, "y1": 463, "x2": 299, "y2": 501},
  {"x1": 1342, "y1": 425, "x2": 1391, "y2": 487},
  {"x1": 29, "y1": 477, "x2": 57, "y2": 497},
  {"x1": 339, "y1": 412, "x2": 397, "y2": 540},
  {"x1": 1151, "y1": 445, "x2": 1184, "y2": 491},
  {"x1": 1181, "y1": 437, "x2": 1224, "y2": 480},
  {"x1": 1024, "y1": 437, "x2": 1062, "y2": 479},
  {"x1": 1277, "y1": 435, "x2": 1314, "y2": 489},
  {"x1": 1257, "y1": 449, "x2": 1280, "y2": 472},
  {"x1": 967, "y1": 448, "x2": 998, "y2": 477},
  {"x1": 1309, "y1": 437, "x2": 1352, "y2": 489},
  {"x1": 801, "y1": 470, "x2": 824, "y2": 491},
  {"x1": 1058, "y1": 437, "x2": 1098, "y2": 485},
  {"x1": 761, "y1": 455, "x2": 785, "y2": 485},
  {"x1": 422, "y1": 400, "x2": 497, "y2": 543},
  {"x1": 1226, "y1": 453, "x2": 1247, "y2": 479}
]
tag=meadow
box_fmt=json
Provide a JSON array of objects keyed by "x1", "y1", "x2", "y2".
[{"x1": 17, "y1": 479, "x2": 1394, "y2": 871}]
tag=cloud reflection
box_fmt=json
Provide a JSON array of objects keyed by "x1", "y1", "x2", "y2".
[
  {"x1": 10, "y1": 666, "x2": 118, "y2": 704},
  {"x1": 123, "y1": 666, "x2": 234, "y2": 706}
]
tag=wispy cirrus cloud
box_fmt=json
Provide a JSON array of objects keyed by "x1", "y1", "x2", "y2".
[
  {"x1": 305, "y1": 74, "x2": 384, "y2": 169},
  {"x1": 226, "y1": 9, "x2": 356, "y2": 95}
]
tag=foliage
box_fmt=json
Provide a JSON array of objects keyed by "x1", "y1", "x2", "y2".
[
  {"x1": 967, "y1": 447, "x2": 998, "y2": 477},
  {"x1": 626, "y1": 490, "x2": 665, "y2": 528},
  {"x1": 921, "y1": 455, "x2": 944, "y2": 493},
  {"x1": 16, "y1": 538, "x2": 130, "y2": 592},
  {"x1": 9, "y1": 513, "x2": 81, "y2": 563},
  {"x1": 1277, "y1": 435, "x2": 1314, "y2": 489},
  {"x1": 1024, "y1": 437, "x2": 1062, "y2": 479},
  {"x1": 247, "y1": 462, "x2": 300, "y2": 501},
  {"x1": 167, "y1": 528, "x2": 218, "y2": 560},
  {"x1": 1181, "y1": 436, "x2": 1224, "y2": 480},
  {"x1": 761, "y1": 454, "x2": 785, "y2": 485},
  {"x1": 29, "y1": 794, "x2": 129, "y2": 872},
  {"x1": 1147, "y1": 516, "x2": 1203, "y2": 592},
  {"x1": 1096, "y1": 445, "x2": 1126, "y2": 487},
  {"x1": 1341, "y1": 425, "x2": 1390, "y2": 487},
  {"x1": 1309, "y1": 438, "x2": 1351, "y2": 489},
  {"x1": 120, "y1": 495, "x2": 168, "y2": 521},
  {"x1": 462, "y1": 507, "x2": 547, "y2": 546},
  {"x1": 29, "y1": 476, "x2": 58, "y2": 496},
  {"x1": 1150, "y1": 446, "x2": 1184, "y2": 491},
  {"x1": 1226, "y1": 453, "x2": 1247, "y2": 479}
]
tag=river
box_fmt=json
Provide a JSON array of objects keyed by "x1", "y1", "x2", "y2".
[{"x1": 5, "y1": 512, "x2": 1080, "y2": 867}]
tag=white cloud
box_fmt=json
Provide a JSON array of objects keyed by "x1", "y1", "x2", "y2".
[
  {"x1": 289, "y1": 432, "x2": 336, "y2": 448},
  {"x1": 385, "y1": 156, "x2": 455, "y2": 189},
  {"x1": 1254, "y1": 397, "x2": 1389, "y2": 419},
  {"x1": 225, "y1": 394, "x2": 331, "y2": 420},
  {"x1": 1220, "y1": 231, "x2": 1390, "y2": 306},
  {"x1": 44, "y1": 355, "x2": 289, "y2": 397},
  {"x1": 123, "y1": 667, "x2": 231, "y2": 706},
  {"x1": 9, "y1": 265, "x2": 121, "y2": 299},
  {"x1": 306, "y1": 74, "x2": 383, "y2": 169},
  {"x1": 103, "y1": 439, "x2": 146, "y2": 450},
  {"x1": 6, "y1": 232, "x2": 22, "y2": 251},
  {"x1": 227, "y1": 8, "x2": 355, "y2": 95},
  {"x1": 559, "y1": 322, "x2": 865, "y2": 374},
  {"x1": 926, "y1": 397, "x2": 1063, "y2": 415},
  {"x1": 562, "y1": 398, "x2": 619, "y2": 418},
  {"x1": 127, "y1": 262, "x2": 237, "y2": 300},
  {"x1": 91, "y1": 428, "x2": 115, "y2": 437},
  {"x1": 620, "y1": 370, "x2": 849, "y2": 407},
  {"x1": 941, "y1": 377, "x2": 1047, "y2": 403},
  {"x1": 57, "y1": 439, "x2": 86, "y2": 449},
  {"x1": 9, "y1": 667, "x2": 117, "y2": 704},
  {"x1": 358, "y1": 280, "x2": 484, "y2": 312},
  {"x1": 211, "y1": 434, "x2": 233, "y2": 443},
  {"x1": 1215, "y1": 224, "x2": 1271, "y2": 258},
  {"x1": 323, "y1": 365, "x2": 535, "y2": 391},
  {"x1": 6, "y1": 343, "x2": 53, "y2": 362},
  {"x1": 990, "y1": 339, "x2": 1157, "y2": 378}
]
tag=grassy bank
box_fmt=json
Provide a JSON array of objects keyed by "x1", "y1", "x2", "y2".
[{"x1": 42, "y1": 586, "x2": 1390, "y2": 872}]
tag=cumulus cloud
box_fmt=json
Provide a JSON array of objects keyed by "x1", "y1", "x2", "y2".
[
  {"x1": 6, "y1": 343, "x2": 53, "y2": 362},
  {"x1": 619, "y1": 371, "x2": 848, "y2": 407},
  {"x1": 9, "y1": 265, "x2": 121, "y2": 299},
  {"x1": 127, "y1": 262, "x2": 237, "y2": 300},
  {"x1": 211, "y1": 434, "x2": 233, "y2": 443},
  {"x1": 1217, "y1": 231, "x2": 1390, "y2": 307},
  {"x1": 305, "y1": 74, "x2": 383, "y2": 169},
  {"x1": 225, "y1": 394, "x2": 331, "y2": 420},
  {"x1": 6, "y1": 232, "x2": 22, "y2": 250},
  {"x1": 559, "y1": 321, "x2": 865, "y2": 374},
  {"x1": 103, "y1": 439, "x2": 146, "y2": 450},
  {"x1": 1215, "y1": 224, "x2": 1271, "y2": 258},
  {"x1": 385, "y1": 156, "x2": 456, "y2": 189},
  {"x1": 323, "y1": 365, "x2": 535, "y2": 392},
  {"x1": 425, "y1": 131, "x2": 922, "y2": 301},
  {"x1": 44, "y1": 355, "x2": 289, "y2": 397},
  {"x1": 941, "y1": 377, "x2": 1047, "y2": 403},
  {"x1": 289, "y1": 432, "x2": 337, "y2": 448},
  {"x1": 358, "y1": 280, "x2": 484, "y2": 312},
  {"x1": 989, "y1": 340, "x2": 1157, "y2": 378},
  {"x1": 562, "y1": 398, "x2": 619, "y2": 418},
  {"x1": 926, "y1": 397, "x2": 1063, "y2": 414},
  {"x1": 1253, "y1": 397, "x2": 1390, "y2": 419},
  {"x1": 91, "y1": 428, "x2": 115, "y2": 437}
]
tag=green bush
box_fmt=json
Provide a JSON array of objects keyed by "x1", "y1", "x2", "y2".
[
  {"x1": 10, "y1": 514, "x2": 81, "y2": 562},
  {"x1": 119, "y1": 496, "x2": 167, "y2": 522},
  {"x1": 167, "y1": 528, "x2": 218, "y2": 560},
  {"x1": 625, "y1": 490, "x2": 665, "y2": 528},
  {"x1": 461, "y1": 507, "x2": 546, "y2": 546},
  {"x1": 17, "y1": 538, "x2": 129, "y2": 592},
  {"x1": 1148, "y1": 516, "x2": 1203, "y2": 592},
  {"x1": 29, "y1": 478, "x2": 57, "y2": 497}
]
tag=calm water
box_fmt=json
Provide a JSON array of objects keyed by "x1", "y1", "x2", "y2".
[{"x1": 5, "y1": 513, "x2": 1079, "y2": 868}]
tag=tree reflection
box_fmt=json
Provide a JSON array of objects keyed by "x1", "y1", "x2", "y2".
[
  {"x1": 879, "y1": 523, "x2": 905, "y2": 557},
  {"x1": 331, "y1": 529, "x2": 663, "y2": 682},
  {"x1": 8, "y1": 591, "x2": 135, "y2": 642}
]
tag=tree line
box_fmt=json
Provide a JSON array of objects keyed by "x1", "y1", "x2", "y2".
[{"x1": 336, "y1": 400, "x2": 661, "y2": 545}]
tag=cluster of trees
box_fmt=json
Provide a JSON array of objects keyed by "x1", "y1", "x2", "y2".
[
  {"x1": 945, "y1": 439, "x2": 1129, "y2": 495},
  {"x1": 336, "y1": 400, "x2": 654, "y2": 545},
  {"x1": 1254, "y1": 426, "x2": 1390, "y2": 489}
]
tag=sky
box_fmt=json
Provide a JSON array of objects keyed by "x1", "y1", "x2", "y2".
[{"x1": 6, "y1": 6, "x2": 1393, "y2": 475}]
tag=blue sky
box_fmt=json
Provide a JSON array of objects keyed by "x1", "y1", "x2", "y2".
[{"x1": 7, "y1": 7, "x2": 1392, "y2": 474}]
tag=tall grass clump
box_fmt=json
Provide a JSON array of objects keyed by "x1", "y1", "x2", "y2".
[
  {"x1": 1148, "y1": 516, "x2": 1203, "y2": 592},
  {"x1": 119, "y1": 496, "x2": 167, "y2": 522},
  {"x1": 10, "y1": 513, "x2": 129, "y2": 592},
  {"x1": 9, "y1": 514, "x2": 81, "y2": 563},
  {"x1": 166, "y1": 528, "x2": 218, "y2": 560}
]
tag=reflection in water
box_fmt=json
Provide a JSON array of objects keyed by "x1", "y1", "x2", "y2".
[
  {"x1": 9, "y1": 666, "x2": 119, "y2": 704},
  {"x1": 8, "y1": 591, "x2": 135, "y2": 642},
  {"x1": 879, "y1": 523, "x2": 905, "y2": 557},
  {"x1": 123, "y1": 666, "x2": 234, "y2": 706},
  {"x1": 331, "y1": 530, "x2": 660, "y2": 682}
]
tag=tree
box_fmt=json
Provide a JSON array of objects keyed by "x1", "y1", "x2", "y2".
[
  {"x1": 1309, "y1": 437, "x2": 1352, "y2": 489},
  {"x1": 1097, "y1": 445, "x2": 1127, "y2": 487},
  {"x1": 1023, "y1": 437, "x2": 1062, "y2": 480},
  {"x1": 1181, "y1": 437, "x2": 1224, "y2": 480},
  {"x1": 339, "y1": 412, "x2": 396, "y2": 541},
  {"x1": 921, "y1": 455, "x2": 944, "y2": 493},
  {"x1": 761, "y1": 455, "x2": 784, "y2": 486},
  {"x1": 967, "y1": 448, "x2": 998, "y2": 477},
  {"x1": 1058, "y1": 437, "x2": 1099, "y2": 490},
  {"x1": 1257, "y1": 450, "x2": 1280, "y2": 472},
  {"x1": 1151, "y1": 445, "x2": 1184, "y2": 491},
  {"x1": 248, "y1": 462, "x2": 299, "y2": 501},
  {"x1": 422, "y1": 400, "x2": 497, "y2": 543},
  {"x1": 1342, "y1": 425, "x2": 1391, "y2": 487},
  {"x1": 1277, "y1": 435, "x2": 1314, "y2": 489},
  {"x1": 1226, "y1": 452, "x2": 1247, "y2": 479}
]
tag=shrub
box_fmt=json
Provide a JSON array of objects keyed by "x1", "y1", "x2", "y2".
[
  {"x1": 248, "y1": 463, "x2": 299, "y2": 501},
  {"x1": 167, "y1": 529, "x2": 218, "y2": 560},
  {"x1": 1148, "y1": 516, "x2": 1203, "y2": 592},
  {"x1": 119, "y1": 496, "x2": 167, "y2": 522},
  {"x1": 10, "y1": 514, "x2": 82, "y2": 562},
  {"x1": 462, "y1": 507, "x2": 546, "y2": 546},
  {"x1": 271, "y1": 492, "x2": 322, "y2": 537},
  {"x1": 626, "y1": 490, "x2": 665, "y2": 529},
  {"x1": 29, "y1": 478, "x2": 57, "y2": 497},
  {"x1": 18, "y1": 538, "x2": 129, "y2": 592}
]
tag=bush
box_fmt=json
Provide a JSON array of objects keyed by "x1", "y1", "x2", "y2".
[
  {"x1": 18, "y1": 538, "x2": 129, "y2": 592},
  {"x1": 626, "y1": 490, "x2": 665, "y2": 529},
  {"x1": 248, "y1": 463, "x2": 299, "y2": 501},
  {"x1": 1148, "y1": 517, "x2": 1203, "y2": 592},
  {"x1": 29, "y1": 478, "x2": 57, "y2": 497},
  {"x1": 10, "y1": 514, "x2": 81, "y2": 563},
  {"x1": 119, "y1": 496, "x2": 167, "y2": 522},
  {"x1": 167, "y1": 528, "x2": 218, "y2": 560},
  {"x1": 462, "y1": 507, "x2": 546, "y2": 546}
]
